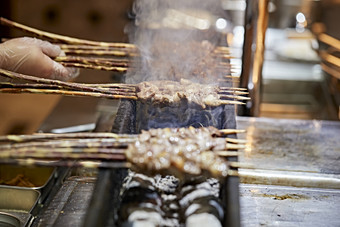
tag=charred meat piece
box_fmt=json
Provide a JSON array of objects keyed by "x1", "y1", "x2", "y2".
[
  {"x1": 136, "y1": 79, "x2": 222, "y2": 108},
  {"x1": 125, "y1": 127, "x2": 229, "y2": 178}
]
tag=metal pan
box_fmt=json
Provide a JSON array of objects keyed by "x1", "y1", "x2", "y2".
[
  {"x1": 0, "y1": 165, "x2": 56, "y2": 203},
  {"x1": 0, "y1": 212, "x2": 21, "y2": 227},
  {"x1": 0, "y1": 187, "x2": 40, "y2": 213}
]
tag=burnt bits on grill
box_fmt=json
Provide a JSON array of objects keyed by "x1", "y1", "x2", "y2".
[{"x1": 125, "y1": 126, "x2": 229, "y2": 179}]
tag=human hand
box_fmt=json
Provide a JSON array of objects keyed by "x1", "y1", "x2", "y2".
[{"x1": 0, "y1": 37, "x2": 78, "y2": 81}]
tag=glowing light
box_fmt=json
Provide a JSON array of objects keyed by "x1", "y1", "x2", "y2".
[
  {"x1": 215, "y1": 18, "x2": 227, "y2": 30},
  {"x1": 296, "y1": 12, "x2": 306, "y2": 23}
]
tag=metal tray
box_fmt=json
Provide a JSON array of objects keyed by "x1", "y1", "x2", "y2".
[
  {"x1": 0, "y1": 165, "x2": 56, "y2": 203},
  {"x1": 0, "y1": 187, "x2": 40, "y2": 226},
  {"x1": 0, "y1": 187, "x2": 40, "y2": 213},
  {"x1": 0, "y1": 212, "x2": 21, "y2": 227}
]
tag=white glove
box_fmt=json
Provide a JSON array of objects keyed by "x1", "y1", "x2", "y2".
[{"x1": 0, "y1": 37, "x2": 79, "y2": 81}]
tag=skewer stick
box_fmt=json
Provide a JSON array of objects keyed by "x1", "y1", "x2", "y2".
[
  {"x1": 216, "y1": 151, "x2": 240, "y2": 157},
  {"x1": 0, "y1": 149, "x2": 127, "y2": 160},
  {"x1": 219, "y1": 87, "x2": 248, "y2": 91},
  {"x1": 227, "y1": 169, "x2": 239, "y2": 177},
  {"x1": 0, "y1": 82, "x2": 134, "y2": 96},
  {"x1": 218, "y1": 78, "x2": 240, "y2": 83},
  {"x1": 0, "y1": 139, "x2": 132, "y2": 150},
  {"x1": 224, "y1": 75, "x2": 240, "y2": 79},
  {"x1": 0, "y1": 132, "x2": 136, "y2": 142},
  {"x1": 54, "y1": 56, "x2": 130, "y2": 67},
  {"x1": 0, "y1": 88, "x2": 137, "y2": 100},
  {"x1": 225, "y1": 138, "x2": 247, "y2": 144},
  {"x1": 229, "y1": 162, "x2": 255, "y2": 169},
  {"x1": 219, "y1": 129, "x2": 246, "y2": 134},
  {"x1": 60, "y1": 62, "x2": 128, "y2": 72},
  {"x1": 219, "y1": 94, "x2": 251, "y2": 101},
  {"x1": 218, "y1": 90, "x2": 249, "y2": 95},
  {"x1": 0, "y1": 82, "x2": 136, "y2": 96},
  {"x1": 62, "y1": 49, "x2": 136, "y2": 57},
  {"x1": 226, "y1": 143, "x2": 246, "y2": 150},
  {"x1": 58, "y1": 44, "x2": 137, "y2": 51},
  {"x1": 320, "y1": 63, "x2": 340, "y2": 80},
  {"x1": 0, "y1": 69, "x2": 135, "y2": 95},
  {"x1": 0, "y1": 17, "x2": 135, "y2": 48},
  {"x1": 219, "y1": 100, "x2": 245, "y2": 105},
  {"x1": 0, "y1": 159, "x2": 130, "y2": 169}
]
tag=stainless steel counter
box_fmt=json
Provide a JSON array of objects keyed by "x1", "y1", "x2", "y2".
[
  {"x1": 237, "y1": 117, "x2": 340, "y2": 175},
  {"x1": 35, "y1": 110, "x2": 340, "y2": 226},
  {"x1": 236, "y1": 117, "x2": 340, "y2": 226}
]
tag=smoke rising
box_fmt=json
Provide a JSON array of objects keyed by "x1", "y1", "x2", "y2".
[
  {"x1": 126, "y1": 0, "x2": 231, "y2": 84},
  {"x1": 125, "y1": 0, "x2": 235, "y2": 130}
]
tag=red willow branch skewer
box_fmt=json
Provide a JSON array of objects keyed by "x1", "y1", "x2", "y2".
[
  {"x1": 0, "y1": 88, "x2": 137, "y2": 100},
  {"x1": 54, "y1": 56, "x2": 130, "y2": 67},
  {"x1": 0, "y1": 18, "x2": 230, "y2": 53},
  {"x1": 0, "y1": 70, "x2": 248, "y2": 106},
  {"x1": 0, "y1": 69, "x2": 137, "y2": 96},
  {"x1": 0, "y1": 17, "x2": 135, "y2": 48},
  {"x1": 0, "y1": 158, "x2": 130, "y2": 169},
  {"x1": 0, "y1": 129, "x2": 242, "y2": 143},
  {"x1": 60, "y1": 62, "x2": 128, "y2": 72},
  {"x1": 0, "y1": 83, "x2": 136, "y2": 97},
  {"x1": 58, "y1": 44, "x2": 136, "y2": 51},
  {"x1": 61, "y1": 49, "x2": 137, "y2": 57}
]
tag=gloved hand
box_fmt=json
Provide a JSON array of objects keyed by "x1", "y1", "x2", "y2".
[{"x1": 0, "y1": 37, "x2": 79, "y2": 81}]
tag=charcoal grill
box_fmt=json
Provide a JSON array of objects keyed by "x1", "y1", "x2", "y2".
[{"x1": 83, "y1": 86, "x2": 241, "y2": 227}]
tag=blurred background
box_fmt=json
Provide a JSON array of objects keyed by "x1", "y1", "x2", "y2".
[{"x1": 0, "y1": 0, "x2": 339, "y2": 135}]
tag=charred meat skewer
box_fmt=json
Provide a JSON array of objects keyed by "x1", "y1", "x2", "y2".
[
  {"x1": 0, "y1": 70, "x2": 249, "y2": 108},
  {"x1": 0, "y1": 127, "x2": 245, "y2": 178}
]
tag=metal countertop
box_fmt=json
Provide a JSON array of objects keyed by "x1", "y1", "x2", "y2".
[{"x1": 36, "y1": 109, "x2": 340, "y2": 226}]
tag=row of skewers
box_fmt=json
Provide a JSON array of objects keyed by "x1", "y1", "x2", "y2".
[
  {"x1": 0, "y1": 69, "x2": 249, "y2": 108},
  {"x1": 0, "y1": 127, "x2": 246, "y2": 178},
  {"x1": 0, "y1": 17, "x2": 235, "y2": 74},
  {"x1": 0, "y1": 18, "x2": 249, "y2": 179}
]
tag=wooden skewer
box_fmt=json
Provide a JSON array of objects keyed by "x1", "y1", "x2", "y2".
[
  {"x1": 218, "y1": 78, "x2": 240, "y2": 83},
  {"x1": 225, "y1": 138, "x2": 247, "y2": 144},
  {"x1": 219, "y1": 87, "x2": 248, "y2": 91},
  {"x1": 226, "y1": 143, "x2": 246, "y2": 150},
  {"x1": 0, "y1": 82, "x2": 136, "y2": 97},
  {"x1": 229, "y1": 162, "x2": 256, "y2": 169},
  {"x1": 227, "y1": 169, "x2": 239, "y2": 177},
  {"x1": 0, "y1": 132, "x2": 136, "y2": 143},
  {"x1": 320, "y1": 62, "x2": 340, "y2": 80},
  {"x1": 0, "y1": 17, "x2": 135, "y2": 48},
  {"x1": 0, "y1": 69, "x2": 135, "y2": 95},
  {"x1": 219, "y1": 100, "x2": 245, "y2": 105},
  {"x1": 0, "y1": 149, "x2": 127, "y2": 160},
  {"x1": 84, "y1": 83, "x2": 136, "y2": 89},
  {"x1": 224, "y1": 75, "x2": 240, "y2": 79},
  {"x1": 62, "y1": 49, "x2": 137, "y2": 57},
  {"x1": 219, "y1": 129, "x2": 246, "y2": 134},
  {"x1": 219, "y1": 94, "x2": 251, "y2": 101},
  {"x1": 54, "y1": 56, "x2": 130, "y2": 67},
  {"x1": 0, "y1": 69, "x2": 247, "y2": 106},
  {"x1": 218, "y1": 90, "x2": 249, "y2": 95},
  {"x1": 216, "y1": 151, "x2": 240, "y2": 157},
  {"x1": 58, "y1": 44, "x2": 137, "y2": 51},
  {"x1": 319, "y1": 51, "x2": 340, "y2": 68},
  {"x1": 60, "y1": 62, "x2": 128, "y2": 72},
  {"x1": 0, "y1": 139, "x2": 133, "y2": 150},
  {"x1": 0, "y1": 159, "x2": 130, "y2": 169},
  {"x1": 0, "y1": 88, "x2": 137, "y2": 100}
]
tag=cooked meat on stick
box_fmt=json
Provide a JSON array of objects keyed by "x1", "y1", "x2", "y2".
[{"x1": 125, "y1": 126, "x2": 231, "y2": 178}]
